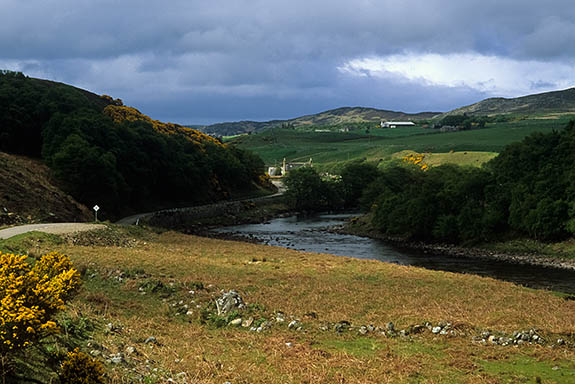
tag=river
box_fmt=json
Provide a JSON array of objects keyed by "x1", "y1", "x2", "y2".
[{"x1": 212, "y1": 213, "x2": 575, "y2": 294}]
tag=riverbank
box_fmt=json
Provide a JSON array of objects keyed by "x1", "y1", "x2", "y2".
[
  {"x1": 4, "y1": 226, "x2": 575, "y2": 383},
  {"x1": 142, "y1": 194, "x2": 292, "y2": 233},
  {"x1": 340, "y1": 214, "x2": 575, "y2": 271},
  {"x1": 159, "y1": 197, "x2": 575, "y2": 273}
]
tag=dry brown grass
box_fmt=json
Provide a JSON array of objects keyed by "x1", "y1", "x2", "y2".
[{"x1": 59, "y1": 231, "x2": 575, "y2": 383}]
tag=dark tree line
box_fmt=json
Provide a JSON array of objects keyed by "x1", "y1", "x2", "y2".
[{"x1": 286, "y1": 121, "x2": 575, "y2": 243}]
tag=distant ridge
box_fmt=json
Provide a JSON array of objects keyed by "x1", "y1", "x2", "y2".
[
  {"x1": 439, "y1": 87, "x2": 575, "y2": 118},
  {"x1": 204, "y1": 107, "x2": 440, "y2": 136}
]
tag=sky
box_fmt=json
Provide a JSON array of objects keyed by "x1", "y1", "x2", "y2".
[{"x1": 2, "y1": 0, "x2": 575, "y2": 125}]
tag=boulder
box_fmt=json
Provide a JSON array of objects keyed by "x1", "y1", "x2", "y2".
[{"x1": 216, "y1": 290, "x2": 245, "y2": 315}]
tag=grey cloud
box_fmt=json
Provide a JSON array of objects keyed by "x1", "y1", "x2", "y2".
[
  {"x1": 1, "y1": 0, "x2": 574, "y2": 122},
  {"x1": 4, "y1": 0, "x2": 575, "y2": 61}
]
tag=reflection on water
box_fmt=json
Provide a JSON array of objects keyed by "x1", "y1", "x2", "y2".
[{"x1": 212, "y1": 213, "x2": 575, "y2": 294}]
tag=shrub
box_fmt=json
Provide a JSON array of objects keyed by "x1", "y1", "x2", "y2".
[
  {"x1": 0, "y1": 251, "x2": 80, "y2": 371},
  {"x1": 284, "y1": 167, "x2": 343, "y2": 211},
  {"x1": 59, "y1": 348, "x2": 105, "y2": 384}
]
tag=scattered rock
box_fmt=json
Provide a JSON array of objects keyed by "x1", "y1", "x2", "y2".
[
  {"x1": 334, "y1": 321, "x2": 351, "y2": 333},
  {"x1": 431, "y1": 326, "x2": 442, "y2": 334},
  {"x1": 288, "y1": 320, "x2": 299, "y2": 329},
  {"x1": 105, "y1": 322, "x2": 122, "y2": 334},
  {"x1": 411, "y1": 325, "x2": 425, "y2": 334},
  {"x1": 109, "y1": 353, "x2": 124, "y2": 364},
  {"x1": 145, "y1": 336, "x2": 159, "y2": 345},
  {"x1": 216, "y1": 290, "x2": 245, "y2": 315},
  {"x1": 229, "y1": 318, "x2": 243, "y2": 327},
  {"x1": 521, "y1": 333, "x2": 530, "y2": 341},
  {"x1": 242, "y1": 317, "x2": 254, "y2": 328}
]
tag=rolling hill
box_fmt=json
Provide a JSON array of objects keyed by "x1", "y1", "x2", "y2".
[
  {"x1": 204, "y1": 107, "x2": 440, "y2": 136},
  {"x1": 0, "y1": 71, "x2": 271, "y2": 220},
  {"x1": 439, "y1": 87, "x2": 575, "y2": 117},
  {"x1": 206, "y1": 87, "x2": 575, "y2": 137}
]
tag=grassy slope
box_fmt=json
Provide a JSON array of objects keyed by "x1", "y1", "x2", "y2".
[
  {"x1": 392, "y1": 150, "x2": 498, "y2": 168},
  {"x1": 206, "y1": 107, "x2": 438, "y2": 136},
  {"x1": 233, "y1": 116, "x2": 575, "y2": 169},
  {"x1": 8, "y1": 228, "x2": 575, "y2": 383},
  {"x1": 441, "y1": 88, "x2": 575, "y2": 117}
]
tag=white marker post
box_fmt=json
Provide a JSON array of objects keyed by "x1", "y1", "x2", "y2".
[{"x1": 93, "y1": 205, "x2": 100, "y2": 222}]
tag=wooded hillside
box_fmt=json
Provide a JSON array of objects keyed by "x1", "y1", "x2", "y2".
[{"x1": 0, "y1": 71, "x2": 270, "y2": 220}]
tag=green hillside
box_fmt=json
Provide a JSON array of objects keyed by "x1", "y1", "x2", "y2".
[
  {"x1": 205, "y1": 107, "x2": 439, "y2": 136},
  {"x1": 209, "y1": 87, "x2": 575, "y2": 137},
  {"x1": 233, "y1": 115, "x2": 575, "y2": 170},
  {"x1": 0, "y1": 71, "x2": 271, "y2": 220},
  {"x1": 440, "y1": 87, "x2": 575, "y2": 117}
]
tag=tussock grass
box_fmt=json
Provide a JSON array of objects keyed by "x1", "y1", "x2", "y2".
[{"x1": 46, "y1": 230, "x2": 575, "y2": 383}]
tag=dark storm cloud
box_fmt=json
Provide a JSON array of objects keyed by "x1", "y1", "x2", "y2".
[{"x1": 1, "y1": 0, "x2": 574, "y2": 122}]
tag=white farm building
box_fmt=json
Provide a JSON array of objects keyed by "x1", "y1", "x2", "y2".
[{"x1": 380, "y1": 121, "x2": 415, "y2": 128}]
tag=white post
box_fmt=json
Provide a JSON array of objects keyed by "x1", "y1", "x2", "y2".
[{"x1": 93, "y1": 205, "x2": 100, "y2": 222}]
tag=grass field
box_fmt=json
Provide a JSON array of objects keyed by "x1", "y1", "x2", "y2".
[
  {"x1": 3, "y1": 227, "x2": 575, "y2": 383},
  {"x1": 392, "y1": 150, "x2": 499, "y2": 168},
  {"x1": 233, "y1": 116, "x2": 575, "y2": 170}
]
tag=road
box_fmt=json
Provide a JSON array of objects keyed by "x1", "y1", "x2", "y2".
[
  {"x1": 1, "y1": 180, "x2": 286, "y2": 238},
  {"x1": 0, "y1": 223, "x2": 105, "y2": 240}
]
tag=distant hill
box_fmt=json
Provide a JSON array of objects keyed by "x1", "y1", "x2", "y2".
[
  {"x1": 204, "y1": 107, "x2": 440, "y2": 136},
  {"x1": 439, "y1": 87, "x2": 575, "y2": 118}
]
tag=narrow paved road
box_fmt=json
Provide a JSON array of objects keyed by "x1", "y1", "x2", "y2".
[
  {"x1": 1, "y1": 181, "x2": 285, "y2": 238},
  {"x1": 0, "y1": 223, "x2": 105, "y2": 240}
]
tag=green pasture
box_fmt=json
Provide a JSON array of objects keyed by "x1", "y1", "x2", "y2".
[{"x1": 232, "y1": 116, "x2": 575, "y2": 168}]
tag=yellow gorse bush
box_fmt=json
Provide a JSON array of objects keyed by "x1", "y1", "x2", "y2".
[
  {"x1": 402, "y1": 152, "x2": 429, "y2": 171},
  {"x1": 0, "y1": 252, "x2": 80, "y2": 355},
  {"x1": 59, "y1": 348, "x2": 105, "y2": 384},
  {"x1": 103, "y1": 104, "x2": 223, "y2": 148}
]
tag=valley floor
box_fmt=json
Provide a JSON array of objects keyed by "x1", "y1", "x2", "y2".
[{"x1": 5, "y1": 225, "x2": 575, "y2": 383}]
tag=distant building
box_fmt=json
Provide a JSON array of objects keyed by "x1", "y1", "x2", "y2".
[
  {"x1": 380, "y1": 121, "x2": 415, "y2": 128},
  {"x1": 267, "y1": 158, "x2": 313, "y2": 178},
  {"x1": 440, "y1": 125, "x2": 459, "y2": 133},
  {"x1": 268, "y1": 166, "x2": 282, "y2": 177},
  {"x1": 282, "y1": 158, "x2": 312, "y2": 175}
]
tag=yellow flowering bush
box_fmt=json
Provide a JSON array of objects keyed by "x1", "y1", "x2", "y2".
[
  {"x1": 402, "y1": 152, "x2": 429, "y2": 171},
  {"x1": 59, "y1": 348, "x2": 105, "y2": 384},
  {"x1": 103, "y1": 104, "x2": 223, "y2": 147},
  {"x1": 0, "y1": 251, "x2": 81, "y2": 356}
]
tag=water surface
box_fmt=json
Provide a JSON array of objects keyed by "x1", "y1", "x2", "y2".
[{"x1": 212, "y1": 213, "x2": 575, "y2": 294}]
